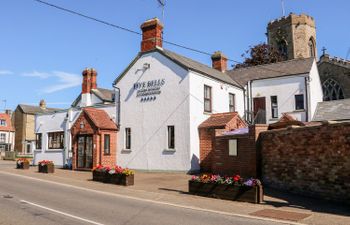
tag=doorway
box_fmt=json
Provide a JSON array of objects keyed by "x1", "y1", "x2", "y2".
[
  {"x1": 253, "y1": 97, "x2": 266, "y2": 124},
  {"x1": 77, "y1": 135, "x2": 93, "y2": 169}
]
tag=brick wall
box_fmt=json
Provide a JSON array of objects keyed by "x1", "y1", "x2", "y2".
[
  {"x1": 212, "y1": 125, "x2": 268, "y2": 177},
  {"x1": 260, "y1": 122, "x2": 350, "y2": 203},
  {"x1": 199, "y1": 128, "x2": 215, "y2": 172}
]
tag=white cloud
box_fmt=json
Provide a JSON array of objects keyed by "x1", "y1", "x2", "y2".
[
  {"x1": 21, "y1": 71, "x2": 51, "y2": 79},
  {"x1": 0, "y1": 70, "x2": 13, "y2": 75},
  {"x1": 43, "y1": 71, "x2": 81, "y2": 93},
  {"x1": 22, "y1": 70, "x2": 81, "y2": 93}
]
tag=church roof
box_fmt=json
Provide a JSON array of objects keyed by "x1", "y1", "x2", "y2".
[
  {"x1": 113, "y1": 48, "x2": 242, "y2": 88},
  {"x1": 226, "y1": 58, "x2": 314, "y2": 86},
  {"x1": 312, "y1": 99, "x2": 350, "y2": 122}
]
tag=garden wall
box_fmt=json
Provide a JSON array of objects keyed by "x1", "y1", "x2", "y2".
[{"x1": 260, "y1": 122, "x2": 350, "y2": 203}]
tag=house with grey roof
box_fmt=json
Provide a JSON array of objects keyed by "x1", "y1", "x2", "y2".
[
  {"x1": 13, "y1": 100, "x2": 61, "y2": 154},
  {"x1": 33, "y1": 68, "x2": 117, "y2": 168},
  {"x1": 113, "y1": 18, "x2": 245, "y2": 172},
  {"x1": 226, "y1": 57, "x2": 323, "y2": 124},
  {"x1": 112, "y1": 17, "x2": 324, "y2": 172}
]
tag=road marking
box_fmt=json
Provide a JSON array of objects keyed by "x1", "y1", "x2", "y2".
[
  {"x1": 0, "y1": 171, "x2": 306, "y2": 225},
  {"x1": 20, "y1": 200, "x2": 104, "y2": 225}
]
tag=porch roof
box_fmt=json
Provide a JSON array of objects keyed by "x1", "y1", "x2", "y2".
[{"x1": 83, "y1": 108, "x2": 117, "y2": 130}]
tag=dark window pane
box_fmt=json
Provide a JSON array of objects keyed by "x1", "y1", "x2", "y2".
[
  {"x1": 295, "y1": 94, "x2": 304, "y2": 110},
  {"x1": 168, "y1": 126, "x2": 175, "y2": 149},
  {"x1": 270, "y1": 96, "x2": 278, "y2": 118},
  {"x1": 104, "y1": 134, "x2": 110, "y2": 155}
]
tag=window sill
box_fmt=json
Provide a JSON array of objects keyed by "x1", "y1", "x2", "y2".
[
  {"x1": 121, "y1": 149, "x2": 132, "y2": 153},
  {"x1": 163, "y1": 149, "x2": 176, "y2": 153},
  {"x1": 46, "y1": 149, "x2": 64, "y2": 152},
  {"x1": 293, "y1": 109, "x2": 305, "y2": 112},
  {"x1": 203, "y1": 111, "x2": 212, "y2": 115}
]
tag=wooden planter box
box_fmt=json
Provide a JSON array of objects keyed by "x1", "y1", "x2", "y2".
[
  {"x1": 188, "y1": 180, "x2": 263, "y2": 204},
  {"x1": 110, "y1": 174, "x2": 134, "y2": 186},
  {"x1": 38, "y1": 164, "x2": 55, "y2": 173},
  {"x1": 93, "y1": 170, "x2": 109, "y2": 183},
  {"x1": 16, "y1": 161, "x2": 30, "y2": 169},
  {"x1": 92, "y1": 171, "x2": 134, "y2": 186}
]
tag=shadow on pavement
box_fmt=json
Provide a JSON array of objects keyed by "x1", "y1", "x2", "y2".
[{"x1": 263, "y1": 187, "x2": 350, "y2": 217}]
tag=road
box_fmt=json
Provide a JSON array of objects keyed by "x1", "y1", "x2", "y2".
[{"x1": 0, "y1": 170, "x2": 287, "y2": 225}]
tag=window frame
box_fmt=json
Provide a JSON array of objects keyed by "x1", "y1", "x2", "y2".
[
  {"x1": 270, "y1": 96, "x2": 278, "y2": 118},
  {"x1": 125, "y1": 128, "x2": 131, "y2": 150},
  {"x1": 204, "y1": 85, "x2": 212, "y2": 113},
  {"x1": 295, "y1": 94, "x2": 305, "y2": 110},
  {"x1": 35, "y1": 133, "x2": 42, "y2": 149},
  {"x1": 0, "y1": 133, "x2": 6, "y2": 143},
  {"x1": 104, "y1": 134, "x2": 110, "y2": 155},
  {"x1": 228, "y1": 139, "x2": 238, "y2": 156},
  {"x1": 229, "y1": 93, "x2": 235, "y2": 112},
  {"x1": 0, "y1": 120, "x2": 6, "y2": 126},
  {"x1": 167, "y1": 126, "x2": 175, "y2": 150},
  {"x1": 47, "y1": 132, "x2": 64, "y2": 149}
]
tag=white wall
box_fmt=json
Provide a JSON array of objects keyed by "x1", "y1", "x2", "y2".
[
  {"x1": 189, "y1": 71, "x2": 245, "y2": 171},
  {"x1": 0, "y1": 131, "x2": 15, "y2": 150},
  {"x1": 116, "y1": 51, "x2": 191, "y2": 171},
  {"x1": 251, "y1": 75, "x2": 308, "y2": 122},
  {"x1": 308, "y1": 60, "x2": 323, "y2": 120}
]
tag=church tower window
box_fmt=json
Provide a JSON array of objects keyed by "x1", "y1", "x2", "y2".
[{"x1": 308, "y1": 38, "x2": 316, "y2": 58}]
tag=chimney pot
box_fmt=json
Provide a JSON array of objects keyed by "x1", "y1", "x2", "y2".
[
  {"x1": 211, "y1": 51, "x2": 228, "y2": 72},
  {"x1": 82, "y1": 68, "x2": 97, "y2": 93},
  {"x1": 39, "y1": 99, "x2": 46, "y2": 109},
  {"x1": 140, "y1": 18, "x2": 164, "y2": 52}
]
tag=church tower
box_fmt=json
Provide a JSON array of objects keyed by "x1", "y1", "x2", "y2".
[{"x1": 267, "y1": 13, "x2": 317, "y2": 60}]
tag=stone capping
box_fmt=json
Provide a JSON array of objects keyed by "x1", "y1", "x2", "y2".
[
  {"x1": 267, "y1": 13, "x2": 315, "y2": 29},
  {"x1": 260, "y1": 120, "x2": 348, "y2": 136}
]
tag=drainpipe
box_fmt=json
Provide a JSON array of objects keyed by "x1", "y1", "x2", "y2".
[
  {"x1": 114, "y1": 86, "x2": 121, "y2": 129},
  {"x1": 305, "y1": 77, "x2": 310, "y2": 122}
]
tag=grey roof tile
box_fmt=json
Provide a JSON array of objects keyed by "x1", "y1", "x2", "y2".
[
  {"x1": 312, "y1": 99, "x2": 350, "y2": 121},
  {"x1": 226, "y1": 58, "x2": 314, "y2": 86},
  {"x1": 18, "y1": 104, "x2": 61, "y2": 115}
]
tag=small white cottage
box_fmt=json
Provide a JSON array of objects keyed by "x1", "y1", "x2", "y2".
[{"x1": 34, "y1": 69, "x2": 116, "y2": 168}]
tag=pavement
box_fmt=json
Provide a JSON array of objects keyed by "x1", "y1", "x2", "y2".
[{"x1": 0, "y1": 160, "x2": 349, "y2": 225}]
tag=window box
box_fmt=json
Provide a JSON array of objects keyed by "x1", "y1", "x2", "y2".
[
  {"x1": 188, "y1": 180, "x2": 263, "y2": 204},
  {"x1": 110, "y1": 173, "x2": 134, "y2": 186},
  {"x1": 38, "y1": 161, "x2": 55, "y2": 173},
  {"x1": 16, "y1": 161, "x2": 30, "y2": 170},
  {"x1": 92, "y1": 165, "x2": 135, "y2": 186}
]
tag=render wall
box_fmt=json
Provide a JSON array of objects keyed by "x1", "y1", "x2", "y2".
[
  {"x1": 260, "y1": 122, "x2": 350, "y2": 203},
  {"x1": 251, "y1": 75, "x2": 308, "y2": 122},
  {"x1": 116, "y1": 52, "x2": 192, "y2": 171},
  {"x1": 189, "y1": 71, "x2": 245, "y2": 172}
]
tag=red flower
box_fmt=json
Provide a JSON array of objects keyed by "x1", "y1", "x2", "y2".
[{"x1": 233, "y1": 175, "x2": 241, "y2": 182}]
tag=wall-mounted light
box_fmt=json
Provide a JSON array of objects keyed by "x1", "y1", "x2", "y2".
[{"x1": 143, "y1": 63, "x2": 150, "y2": 70}]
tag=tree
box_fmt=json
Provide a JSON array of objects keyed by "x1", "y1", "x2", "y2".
[{"x1": 235, "y1": 43, "x2": 286, "y2": 69}]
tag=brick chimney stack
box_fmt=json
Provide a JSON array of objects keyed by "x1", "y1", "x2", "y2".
[
  {"x1": 211, "y1": 51, "x2": 228, "y2": 72},
  {"x1": 82, "y1": 68, "x2": 97, "y2": 94},
  {"x1": 141, "y1": 18, "x2": 163, "y2": 52}
]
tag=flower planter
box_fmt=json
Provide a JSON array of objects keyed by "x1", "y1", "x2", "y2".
[
  {"x1": 38, "y1": 164, "x2": 55, "y2": 173},
  {"x1": 110, "y1": 173, "x2": 134, "y2": 186},
  {"x1": 16, "y1": 161, "x2": 30, "y2": 169},
  {"x1": 188, "y1": 180, "x2": 263, "y2": 204},
  {"x1": 93, "y1": 170, "x2": 109, "y2": 183},
  {"x1": 93, "y1": 171, "x2": 134, "y2": 186}
]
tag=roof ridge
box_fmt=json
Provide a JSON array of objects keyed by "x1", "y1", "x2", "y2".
[{"x1": 228, "y1": 57, "x2": 314, "y2": 73}]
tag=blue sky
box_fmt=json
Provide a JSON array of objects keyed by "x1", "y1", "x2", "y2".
[{"x1": 0, "y1": 0, "x2": 349, "y2": 110}]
